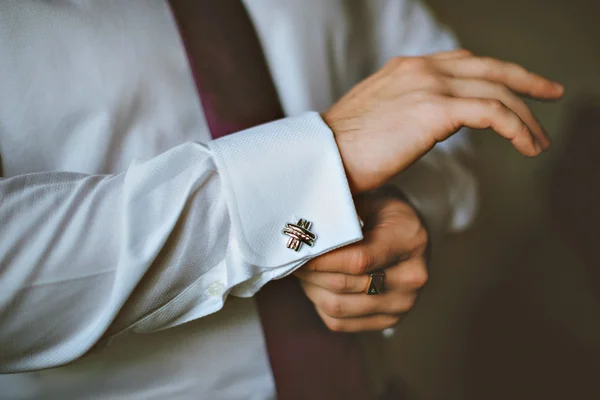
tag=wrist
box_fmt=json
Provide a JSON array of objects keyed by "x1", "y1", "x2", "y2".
[{"x1": 321, "y1": 111, "x2": 366, "y2": 195}]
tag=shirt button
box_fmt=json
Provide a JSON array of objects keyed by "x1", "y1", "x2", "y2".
[{"x1": 207, "y1": 282, "x2": 225, "y2": 297}]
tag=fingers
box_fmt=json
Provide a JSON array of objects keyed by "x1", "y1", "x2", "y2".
[
  {"x1": 302, "y1": 281, "x2": 417, "y2": 317},
  {"x1": 305, "y1": 208, "x2": 427, "y2": 275},
  {"x1": 315, "y1": 308, "x2": 400, "y2": 333},
  {"x1": 400, "y1": 53, "x2": 560, "y2": 152},
  {"x1": 294, "y1": 269, "x2": 370, "y2": 294},
  {"x1": 447, "y1": 78, "x2": 550, "y2": 149},
  {"x1": 428, "y1": 48, "x2": 473, "y2": 60},
  {"x1": 390, "y1": 257, "x2": 428, "y2": 290},
  {"x1": 296, "y1": 257, "x2": 428, "y2": 294},
  {"x1": 446, "y1": 96, "x2": 541, "y2": 156},
  {"x1": 299, "y1": 258, "x2": 428, "y2": 332},
  {"x1": 437, "y1": 57, "x2": 564, "y2": 100}
]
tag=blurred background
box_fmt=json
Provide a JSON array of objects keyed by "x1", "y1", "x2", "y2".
[{"x1": 364, "y1": 0, "x2": 600, "y2": 399}]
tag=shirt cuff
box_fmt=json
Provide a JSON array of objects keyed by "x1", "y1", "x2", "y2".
[{"x1": 208, "y1": 112, "x2": 363, "y2": 293}]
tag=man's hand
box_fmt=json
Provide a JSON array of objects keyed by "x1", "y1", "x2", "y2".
[
  {"x1": 326, "y1": 49, "x2": 564, "y2": 194},
  {"x1": 295, "y1": 188, "x2": 429, "y2": 332}
]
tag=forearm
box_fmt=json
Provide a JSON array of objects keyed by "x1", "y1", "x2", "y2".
[
  {"x1": 0, "y1": 112, "x2": 363, "y2": 372},
  {"x1": 0, "y1": 142, "x2": 227, "y2": 372}
]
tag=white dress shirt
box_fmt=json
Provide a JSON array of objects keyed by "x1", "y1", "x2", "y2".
[{"x1": 0, "y1": 0, "x2": 477, "y2": 398}]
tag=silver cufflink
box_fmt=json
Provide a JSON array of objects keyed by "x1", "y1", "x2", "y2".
[{"x1": 282, "y1": 218, "x2": 317, "y2": 252}]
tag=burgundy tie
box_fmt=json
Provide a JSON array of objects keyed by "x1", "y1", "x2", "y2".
[{"x1": 168, "y1": 1, "x2": 371, "y2": 398}]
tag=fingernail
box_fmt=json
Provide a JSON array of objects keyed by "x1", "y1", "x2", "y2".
[
  {"x1": 534, "y1": 142, "x2": 543, "y2": 154},
  {"x1": 542, "y1": 136, "x2": 552, "y2": 151},
  {"x1": 553, "y1": 82, "x2": 564, "y2": 93}
]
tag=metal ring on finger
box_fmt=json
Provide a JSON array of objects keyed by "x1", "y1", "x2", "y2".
[{"x1": 366, "y1": 269, "x2": 385, "y2": 295}]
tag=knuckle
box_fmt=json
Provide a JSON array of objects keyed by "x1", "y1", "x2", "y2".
[
  {"x1": 477, "y1": 57, "x2": 496, "y2": 75},
  {"x1": 477, "y1": 98, "x2": 506, "y2": 127},
  {"x1": 400, "y1": 57, "x2": 429, "y2": 72},
  {"x1": 507, "y1": 61, "x2": 528, "y2": 76},
  {"x1": 486, "y1": 98, "x2": 506, "y2": 113},
  {"x1": 411, "y1": 94, "x2": 450, "y2": 143},
  {"x1": 389, "y1": 295, "x2": 414, "y2": 314},
  {"x1": 479, "y1": 56, "x2": 496, "y2": 64},
  {"x1": 420, "y1": 74, "x2": 447, "y2": 92},
  {"x1": 399, "y1": 294, "x2": 418, "y2": 312},
  {"x1": 327, "y1": 274, "x2": 349, "y2": 293},
  {"x1": 321, "y1": 296, "x2": 344, "y2": 318},
  {"x1": 471, "y1": 57, "x2": 501, "y2": 81},
  {"x1": 385, "y1": 55, "x2": 406, "y2": 69},
  {"x1": 326, "y1": 318, "x2": 346, "y2": 332},
  {"x1": 412, "y1": 226, "x2": 429, "y2": 253},
  {"x1": 400, "y1": 213, "x2": 429, "y2": 252},
  {"x1": 405, "y1": 294, "x2": 417, "y2": 310},
  {"x1": 416, "y1": 268, "x2": 430, "y2": 287},
  {"x1": 404, "y1": 266, "x2": 429, "y2": 289},
  {"x1": 350, "y1": 247, "x2": 373, "y2": 275}
]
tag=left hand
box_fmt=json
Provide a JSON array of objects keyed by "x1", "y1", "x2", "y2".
[{"x1": 294, "y1": 187, "x2": 430, "y2": 332}]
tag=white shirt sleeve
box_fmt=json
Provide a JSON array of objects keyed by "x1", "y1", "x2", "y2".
[
  {"x1": 369, "y1": 0, "x2": 479, "y2": 234},
  {"x1": 0, "y1": 112, "x2": 363, "y2": 373}
]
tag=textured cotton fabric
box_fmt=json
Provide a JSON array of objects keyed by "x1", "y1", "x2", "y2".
[{"x1": 0, "y1": 1, "x2": 477, "y2": 398}]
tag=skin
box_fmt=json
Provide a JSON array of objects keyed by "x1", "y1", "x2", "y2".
[{"x1": 295, "y1": 50, "x2": 564, "y2": 332}]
